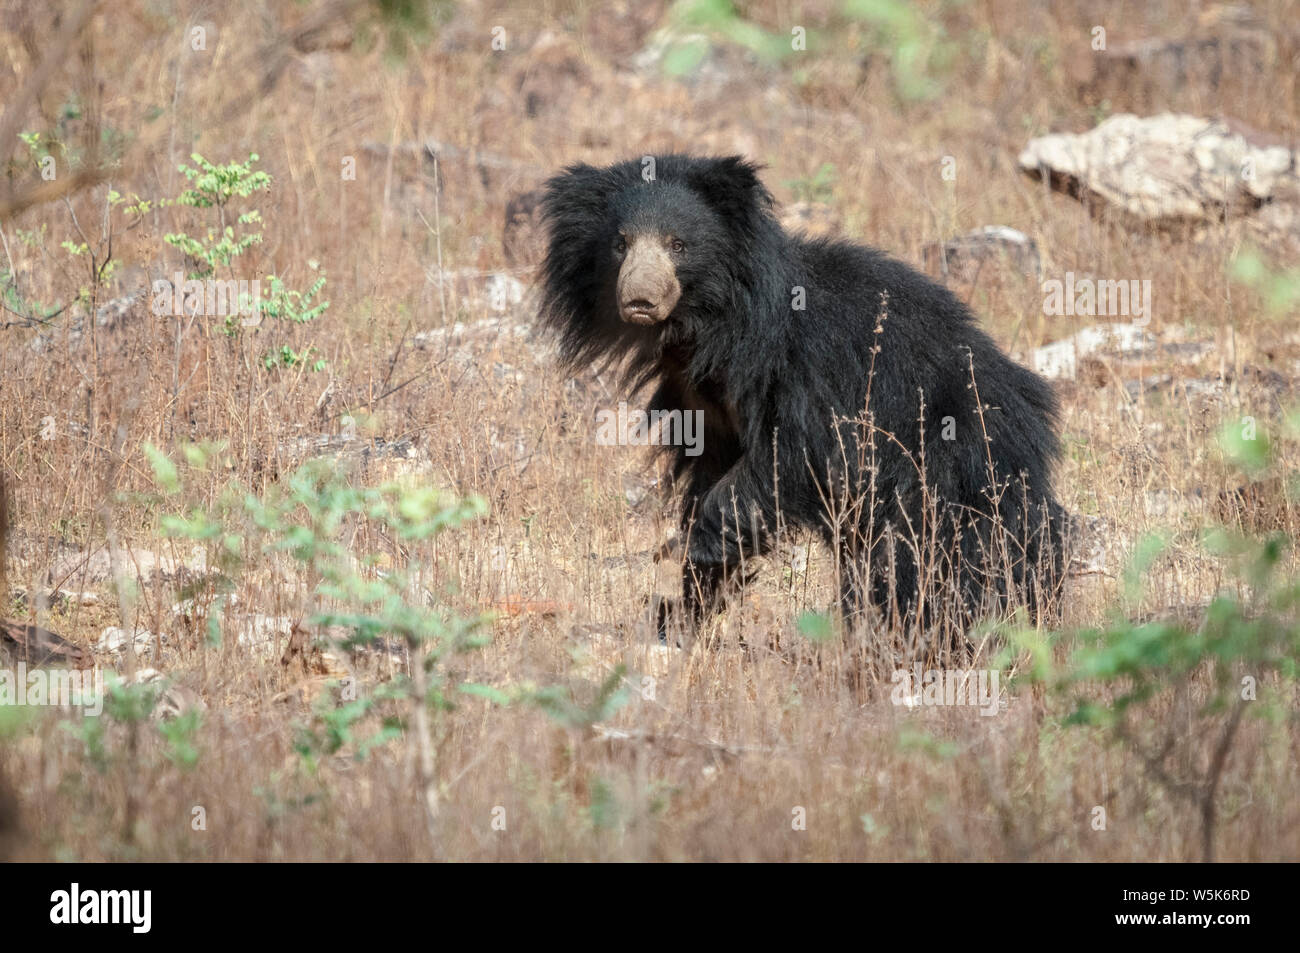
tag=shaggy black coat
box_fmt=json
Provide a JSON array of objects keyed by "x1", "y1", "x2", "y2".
[{"x1": 540, "y1": 155, "x2": 1066, "y2": 632}]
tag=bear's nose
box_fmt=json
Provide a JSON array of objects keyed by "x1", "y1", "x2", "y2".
[{"x1": 616, "y1": 236, "x2": 681, "y2": 324}]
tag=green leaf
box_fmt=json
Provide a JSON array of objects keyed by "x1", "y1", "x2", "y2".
[
  {"x1": 143, "y1": 442, "x2": 180, "y2": 494},
  {"x1": 1218, "y1": 419, "x2": 1271, "y2": 474},
  {"x1": 459, "y1": 683, "x2": 512, "y2": 706},
  {"x1": 662, "y1": 36, "x2": 710, "y2": 76},
  {"x1": 796, "y1": 610, "x2": 835, "y2": 642}
]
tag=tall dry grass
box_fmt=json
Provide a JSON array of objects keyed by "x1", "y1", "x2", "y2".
[{"x1": 0, "y1": 0, "x2": 1297, "y2": 860}]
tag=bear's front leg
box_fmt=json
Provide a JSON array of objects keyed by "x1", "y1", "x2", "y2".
[
  {"x1": 657, "y1": 462, "x2": 773, "y2": 642},
  {"x1": 650, "y1": 560, "x2": 732, "y2": 646}
]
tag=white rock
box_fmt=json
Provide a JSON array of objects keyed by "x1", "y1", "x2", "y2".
[
  {"x1": 1032, "y1": 323, "x2": 1156, "y2": 380},
  {"x1": 96, "y1": 626, "x2": 160, "y2": 656},
  {"x1": 1019, "y1": 113, "x2": 1298, "y2": 223}
]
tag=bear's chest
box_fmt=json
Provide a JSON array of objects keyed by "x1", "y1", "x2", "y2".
[{"x1": 678, "y1": 375, "x2": 742, "y2": 444}]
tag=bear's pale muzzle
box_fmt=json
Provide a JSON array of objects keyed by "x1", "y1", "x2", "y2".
[{"x1": 617, "y1": 237, "x2": 681, "y2": 324}]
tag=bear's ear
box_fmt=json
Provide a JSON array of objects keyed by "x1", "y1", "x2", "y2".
[
  {"x1": 539, "y1": 162, "x2": 626, "y2": 318},
  {"x1": 538, "y1": 162, "x2": 635, "y2": 359},
  {"x1": 680, "y1": 156, "x2": 774, "y2": 227},
  {"x1": 540, "y1": 162, "x2": 627, "y2": 236}
]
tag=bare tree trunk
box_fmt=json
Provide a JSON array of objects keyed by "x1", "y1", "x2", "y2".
[
  {"x1": 1201, "y1": 699, "x2": 1247, "y2": 863},
  {"x1": 0, "y1": 475, "x2": 16, "y2": 860},
  {"x1": 408, "y1": 637, "x2": 440, "y2": 857}
]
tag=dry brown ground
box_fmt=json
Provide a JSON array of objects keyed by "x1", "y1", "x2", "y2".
[{"x1": 0, "y1": 0, "x2": 1297, "y2": 861}]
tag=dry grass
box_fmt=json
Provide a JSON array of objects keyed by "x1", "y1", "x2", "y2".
[{"x1": 0, "y1": 0, "x2": 1298, "y2": 861}]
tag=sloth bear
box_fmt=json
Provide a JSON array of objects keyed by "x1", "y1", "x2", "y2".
[{"x1": 539, "y1": 155, "x2": 1066, "y2": 638}]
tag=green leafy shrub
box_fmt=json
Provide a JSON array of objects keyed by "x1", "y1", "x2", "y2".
[
  {"x1": 1004, "y1": 417, "x2": 1300, "y2": 861},
  {"x1": 144, "y1": 442, "x2": 498, "y2": 840}
]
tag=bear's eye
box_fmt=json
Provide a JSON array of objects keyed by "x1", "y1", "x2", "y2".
[
  {"x1": 669, "y1": 238, "x2": 686, "y2": 254},
  {"x1": 614, "y1": 237, "x2": 627, "y2": 255}
]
